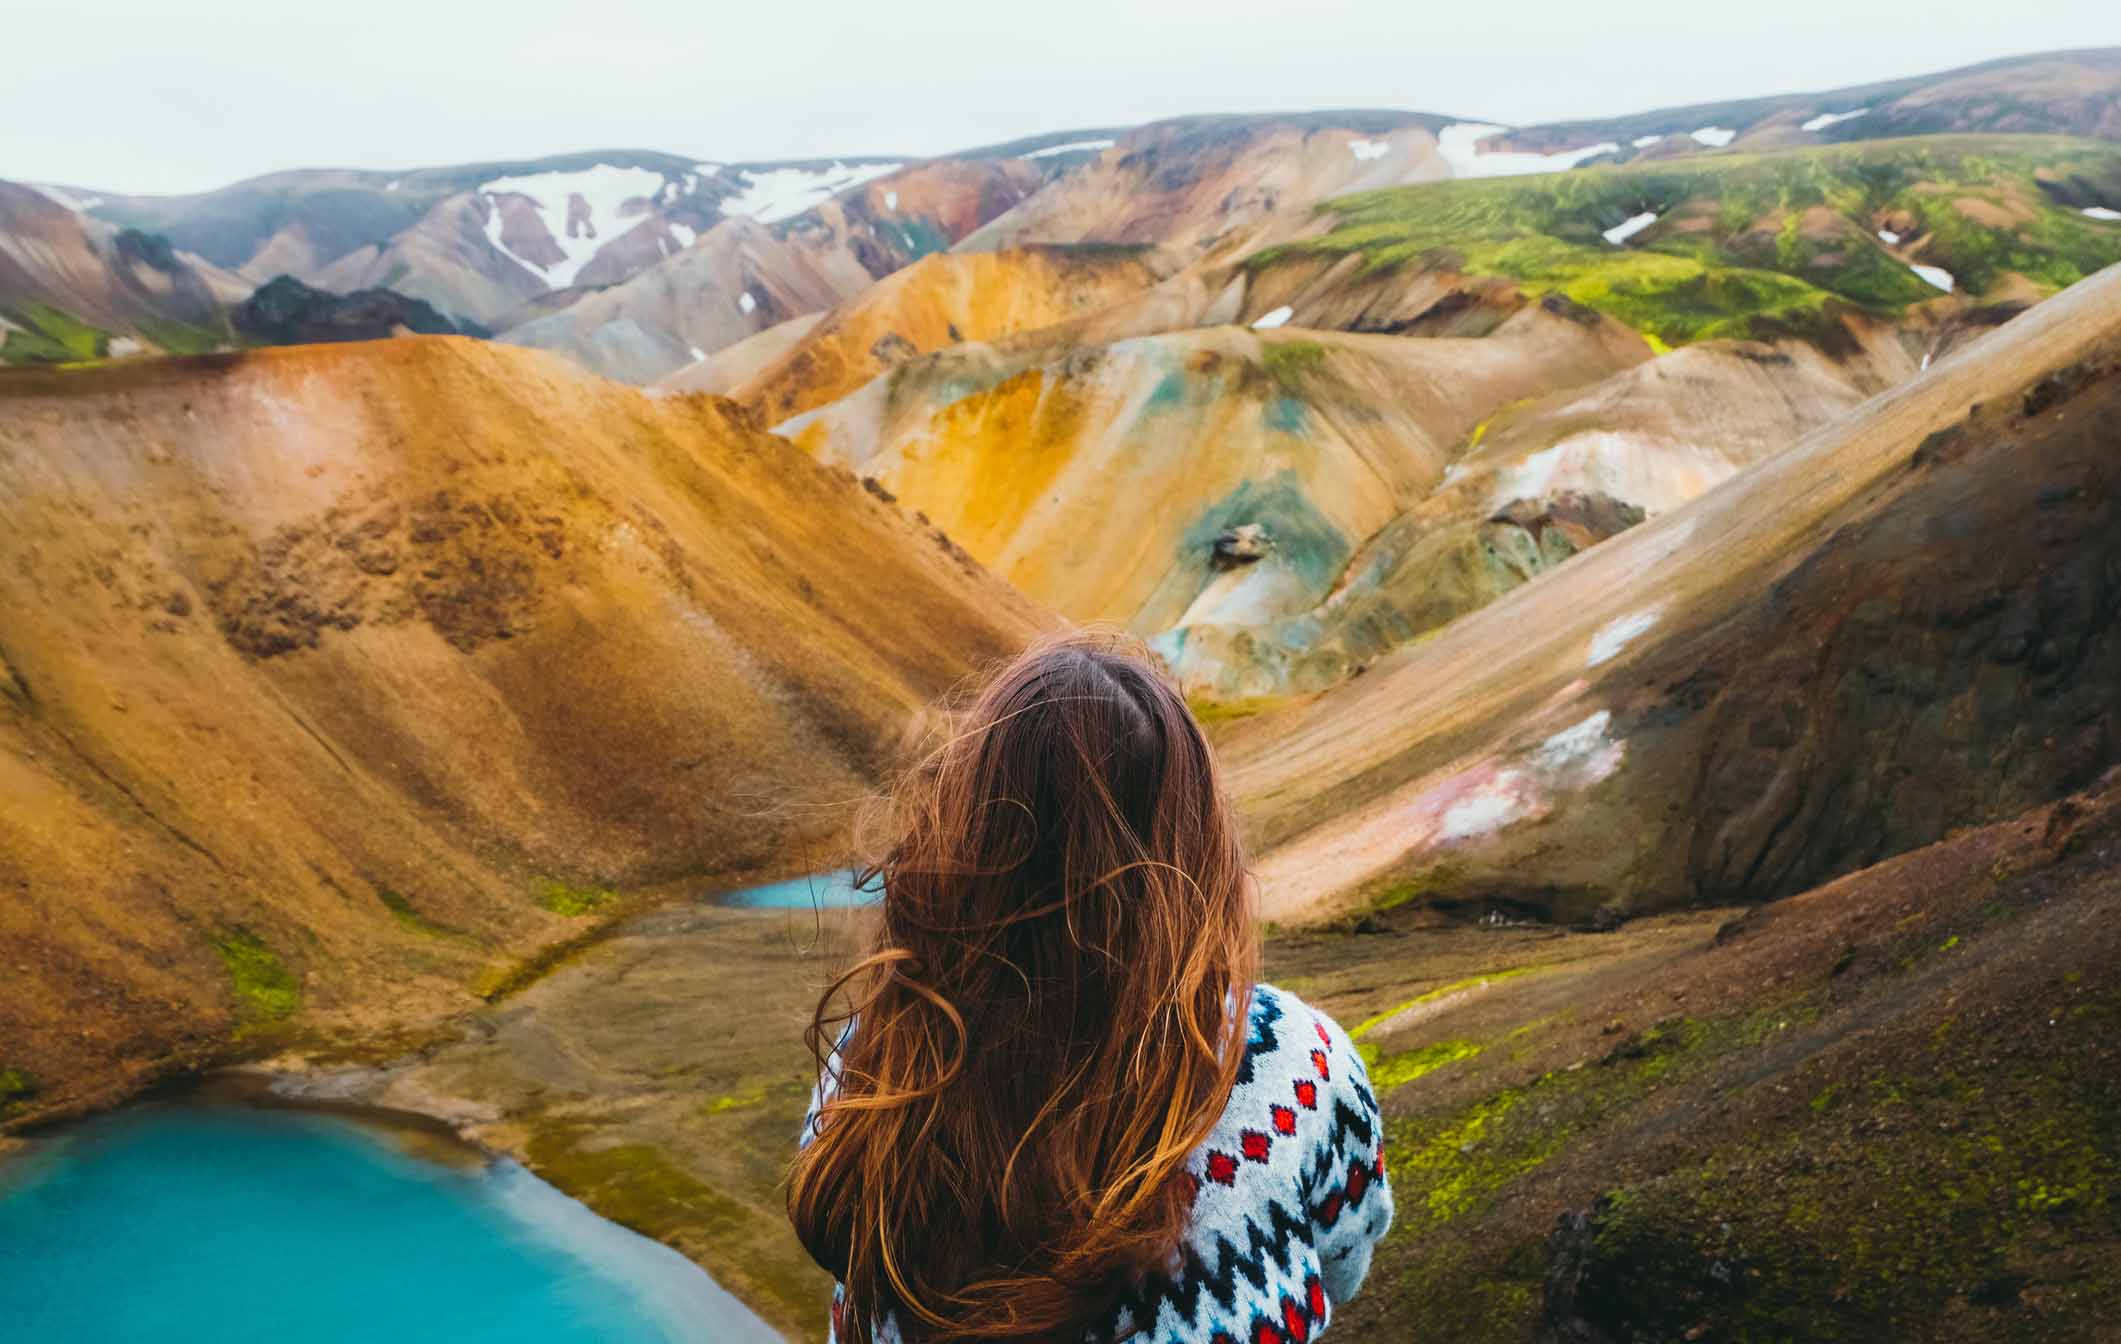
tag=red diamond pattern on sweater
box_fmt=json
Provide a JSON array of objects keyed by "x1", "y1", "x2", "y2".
[
  {"x1": 1293, "y1": 1078, "x2": 1318, "y2": 1109},
  {"x1": 1270, "y1": 1104, "x2": 1297, "y2": 1136},
  {"x1": 1240, "y1": 1129, "x2": 1272, "y2": 1162},
  {"x1": 1309, "y1": 1050, "x2": 1330, "y2": 1080},
  {"x1": 1346, "y1": 1160, "x2": 1370, "y2": 1204},
  {"x1": 1283, "y1": 1295, "x2": 1312, "y2": 1343},
  {"x1": 1205, "y1": 1150, "x2": 1239, "y2": 1185}
]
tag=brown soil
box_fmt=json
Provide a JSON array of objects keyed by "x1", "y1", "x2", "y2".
[{"x1": 0, "y1": 336, "x2": 1046, "y2": 1124}]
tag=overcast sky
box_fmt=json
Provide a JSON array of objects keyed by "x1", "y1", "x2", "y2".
[{"x1": 5, "y1": 0, "x2": 2116, "y2": 195}]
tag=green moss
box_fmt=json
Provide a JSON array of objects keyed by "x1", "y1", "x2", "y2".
[
  {"x1": 1245, "y1": 136, "x2": 2121, "y2": 346},
  {"x1": 1260, "y1": 339, "x2": 1328, "y2": 392},
  {"x1": 1570, "y1": 1054, "x2": 2120, "y2": 1340},
  {"x1": 376, "y1": 887, "x2": 463, "y2": 939},
  {"x1": 209, "y1": 929, "x2": 299, "y2": 1024},
  {"x1": 1, "y1": 303, "x2": 113, "y2": 365},
  {"x1": 525, "y1": 1125, "x2": 823, "y2": 1336},
  {"x1": 0, "y1": 1066, "x2": 37, "y2": 1117},
  {"x1": 133, "y1": 316, "x2": 229, "y2": 356},
  {"x1": 1351, "y1": 967, "x2": 1540, "y2": 1039},
  {"x1": 705, "y1": 1082, "x2": 770, "y2": 1114},
  {"x1": 1368, "y1": 1038, "x2": 1484, "y2": 1093},
  {"x1": 534, "y1": 878, "x2": 618, "y2": 917}
]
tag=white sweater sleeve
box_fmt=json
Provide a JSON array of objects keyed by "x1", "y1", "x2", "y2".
[{"x1": 1306, "y1": 1010, "x2": 1393, "y2": 1305}]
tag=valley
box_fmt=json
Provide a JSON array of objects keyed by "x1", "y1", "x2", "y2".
[{"x1": 4, "y1": 42, "x2": 2120, "y2": 1344}]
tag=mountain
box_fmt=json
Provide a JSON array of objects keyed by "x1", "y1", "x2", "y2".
[
  {"x1": 783, "y1": 305, "x2": 1647, "y2": 641},
  {"x1": 769, "y1": 136, "x2": 2121, "y2": 700},
  {"x1": 0, "y1": 180, "x2": 245, "y2": 363},
  {"x1": 0, "y1": 337, "x2": 1044, "y2": 1121},
  {"x1": 498, "y1": 158, "x2": 1047, "y2": 382},
  {"x1": 1218, "y1": 257, "x2": 2121, "y2": 925},
  {"x1": 1491, "y1": 46, "x2": 2121, "y2": 161},
  {"x1": 695, "y1": 244, "x2": 1169, "y2": 420},
  {"x1": 233, "y1": 274, "x2": 465, "y2": 344}
]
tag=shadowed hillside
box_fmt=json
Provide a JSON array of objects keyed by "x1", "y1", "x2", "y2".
[
  {"x1": 0, "y1": 338, "x2": 1043, "y2": 1122},
  {"x1": 1220, "y1": 260, "x2": 2121, "y2": 926}
]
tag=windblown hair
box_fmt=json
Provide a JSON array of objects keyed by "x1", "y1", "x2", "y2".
[{"x1": 788, "y1": 632, "x2": 1259, "y2": 1343}]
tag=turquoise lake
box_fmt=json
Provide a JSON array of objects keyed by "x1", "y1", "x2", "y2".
[
  {"x1": 0, "y1": 1104, "x2": 782, "y2": 1343},
  {"x1": 722, "y1": 869, "x2": 879, "y2": 909}
]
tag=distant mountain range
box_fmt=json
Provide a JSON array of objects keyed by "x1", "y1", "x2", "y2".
[{"x1": 5, "y1": 47, "x2": 2117, "y2": 378}]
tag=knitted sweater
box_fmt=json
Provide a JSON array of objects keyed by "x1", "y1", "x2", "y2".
[{"x1": 800, "y1": 983, "x2": 1393, "y2": 1343}]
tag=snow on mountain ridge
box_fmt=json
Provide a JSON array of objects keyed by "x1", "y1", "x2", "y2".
[
  {"x1": 478, "y1": 163, "x2": 667, "y2": 289},
  {"x1": 716, "y1": 162, "x2": 904, "y2": 224}
]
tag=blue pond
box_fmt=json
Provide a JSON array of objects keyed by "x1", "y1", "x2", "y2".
[
  {"x1": 0, "y1": 1105, "x2": 781, "y2": 1344},
  {"x1": 722, "y1": 868, "x2": 880, "y2": 909}
]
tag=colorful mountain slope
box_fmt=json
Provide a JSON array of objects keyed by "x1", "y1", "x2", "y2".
[
  {"x1": 0, "y1": 181, "x2": 245, "y2": 364},
  {"x1": 0, "y1": 338, "x2": 1044, "y2": 1121},
  {"x1": 716, "y1": 245, "x2": 1165, "y2": 421},
  {"x1": 1284, "y1": 770, "x2": 2121, "y2": 1344},
  {"x1": 1218, "y1": 259, "x2": 2121, "y2": 925},
  {"x1": 956, "y1": 112, "x2": 1457, "y2": 262},
  {"x1": 1246, "y1": 135, "x2": 2121, "y2": 349},
  {"x1": 501, "y1": 159, "x2": 1046, "y2": 383},
  {"x1": 783, "y1": 307, "x2": 1648, "y2": 634}
]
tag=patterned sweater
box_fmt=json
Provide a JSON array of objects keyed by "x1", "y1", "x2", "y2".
[{"x1": 800, "y1": 983, "x2": 1393, "y2": 1343}]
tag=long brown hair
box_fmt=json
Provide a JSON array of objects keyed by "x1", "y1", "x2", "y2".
[{"x1": 788, "y1": 632, "x2": 1258, "y2": 1343}]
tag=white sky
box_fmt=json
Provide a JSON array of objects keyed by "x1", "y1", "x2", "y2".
[{"x1": 3, "y1": 0, "x2": 2116, "y2": 195}]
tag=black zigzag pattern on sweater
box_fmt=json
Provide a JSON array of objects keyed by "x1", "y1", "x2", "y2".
[
  {"x1": 1234, "y1": 987, "x2": 1283, "y2": 1088},
  {"x1": 1104, "y1": 1193, "x2": 1316, "y2": 1336}
]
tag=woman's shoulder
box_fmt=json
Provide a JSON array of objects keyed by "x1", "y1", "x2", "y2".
[
  {"x1": 1245, "y1": 983, "x2": 1360, "y2": 1054},
  {"x1": 1238, "y1": 983, "x2": 1372, "y2": 1102}
]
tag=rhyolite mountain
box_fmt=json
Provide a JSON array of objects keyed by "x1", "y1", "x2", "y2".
[
  {"x1": 5, "y1": 42, "x2": 2121, "y2": 1344},
  {"x1": 12, "y1": 47, "x2": 2116, "y2": 376}
]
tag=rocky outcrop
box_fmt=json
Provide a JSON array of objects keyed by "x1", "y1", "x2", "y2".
[{"x1": 233, "y1": 274, "x2": 463, "y2": 345}]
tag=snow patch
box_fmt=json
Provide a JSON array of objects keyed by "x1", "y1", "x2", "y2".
[
  {"x1": 1909, "y1": 263, "x2": 1955, "y2": 292},
  {"x1": 1877, "y1": 229, "x2": 1901, "y2": 244},
  {"x1": 478, "y1": 163, "x2": 666, "y2": 289},
  {"x1": 1801, "y1": 108, "x2": 1869, "y2": 132},
  {"x1": 689, "y1": 346, "x2": 707, "y2": 362},
  {"x1": 1690, "y1": 126, "x2": 1737, "y2": 148},
  {"x1": 1602, "y1": 211, "x2": 1658, "y2": 246},
  {"x1": 884, "y1": 190, "x2": 899, "y2": 211},
  {"x1": 2085, "y1": 207, "x2": 2121, "y2": 221},
  {"x1": 1251, "y1": 306, "x2": 1294, "y2": 330},
  {"x1": 1588, "y1": 609, "x2": 1661, "y2": 668},
  {"x1": 1348, "y1": 139, "x2": 1391, "y2": 161},
  {"x1": 717, "y1": 161, "x2": 903, "y2": 224},
  {"x1": 1019, "y1": 138, "x2": 1115, "y2": 160},
  {"x1": 1438, "y1": 123, "x2": 1618, "y2": 178},
  {"x1": 385, "y1": 179, "x2": 402, "y2": 192},
  {"x1": 1535, "y1": 712, "x2": 1614, "y2": 772},
  {"x1": 1632, "y1": 134, "x2": 1664, "y2": 149},
  {"x1": 738, "y1": 291, "x2": 757, "y2": 314},
  {"x1": 692, "y1": 163, "x2": 723, "y2": 177},
  {"x1": 668, "y1": 223, "x2": 696, "y2": 249},
  {"x1": 30, "y1": 184, "x2": 102, "y2": 212},
  {"x1": 1439, "y1": 772, "x2": 1534, "y2": 842},
  {"x1": 107, "y1": 337, "x2": 144, "y2": 357}
]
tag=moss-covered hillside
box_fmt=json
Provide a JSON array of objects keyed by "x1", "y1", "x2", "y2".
[{"x1": 1249, "y1": 136, "x2": 2121, "y2": 348}]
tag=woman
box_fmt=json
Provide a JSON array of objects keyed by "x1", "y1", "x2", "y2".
[{"x1": 789, "y1": 634, "x2": 1391, "y2": 1343}]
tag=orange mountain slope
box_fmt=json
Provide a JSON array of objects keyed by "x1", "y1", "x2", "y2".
[
  {"x1": 0, "y1": 337, "x2": 1045, "y2": 1120},
  {"x1": 781, "y1": 308, "x2": 1649, "y2": 643},
  {"x1": 714, "y1": 245, "x2": 1165, "y2": 423}
]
